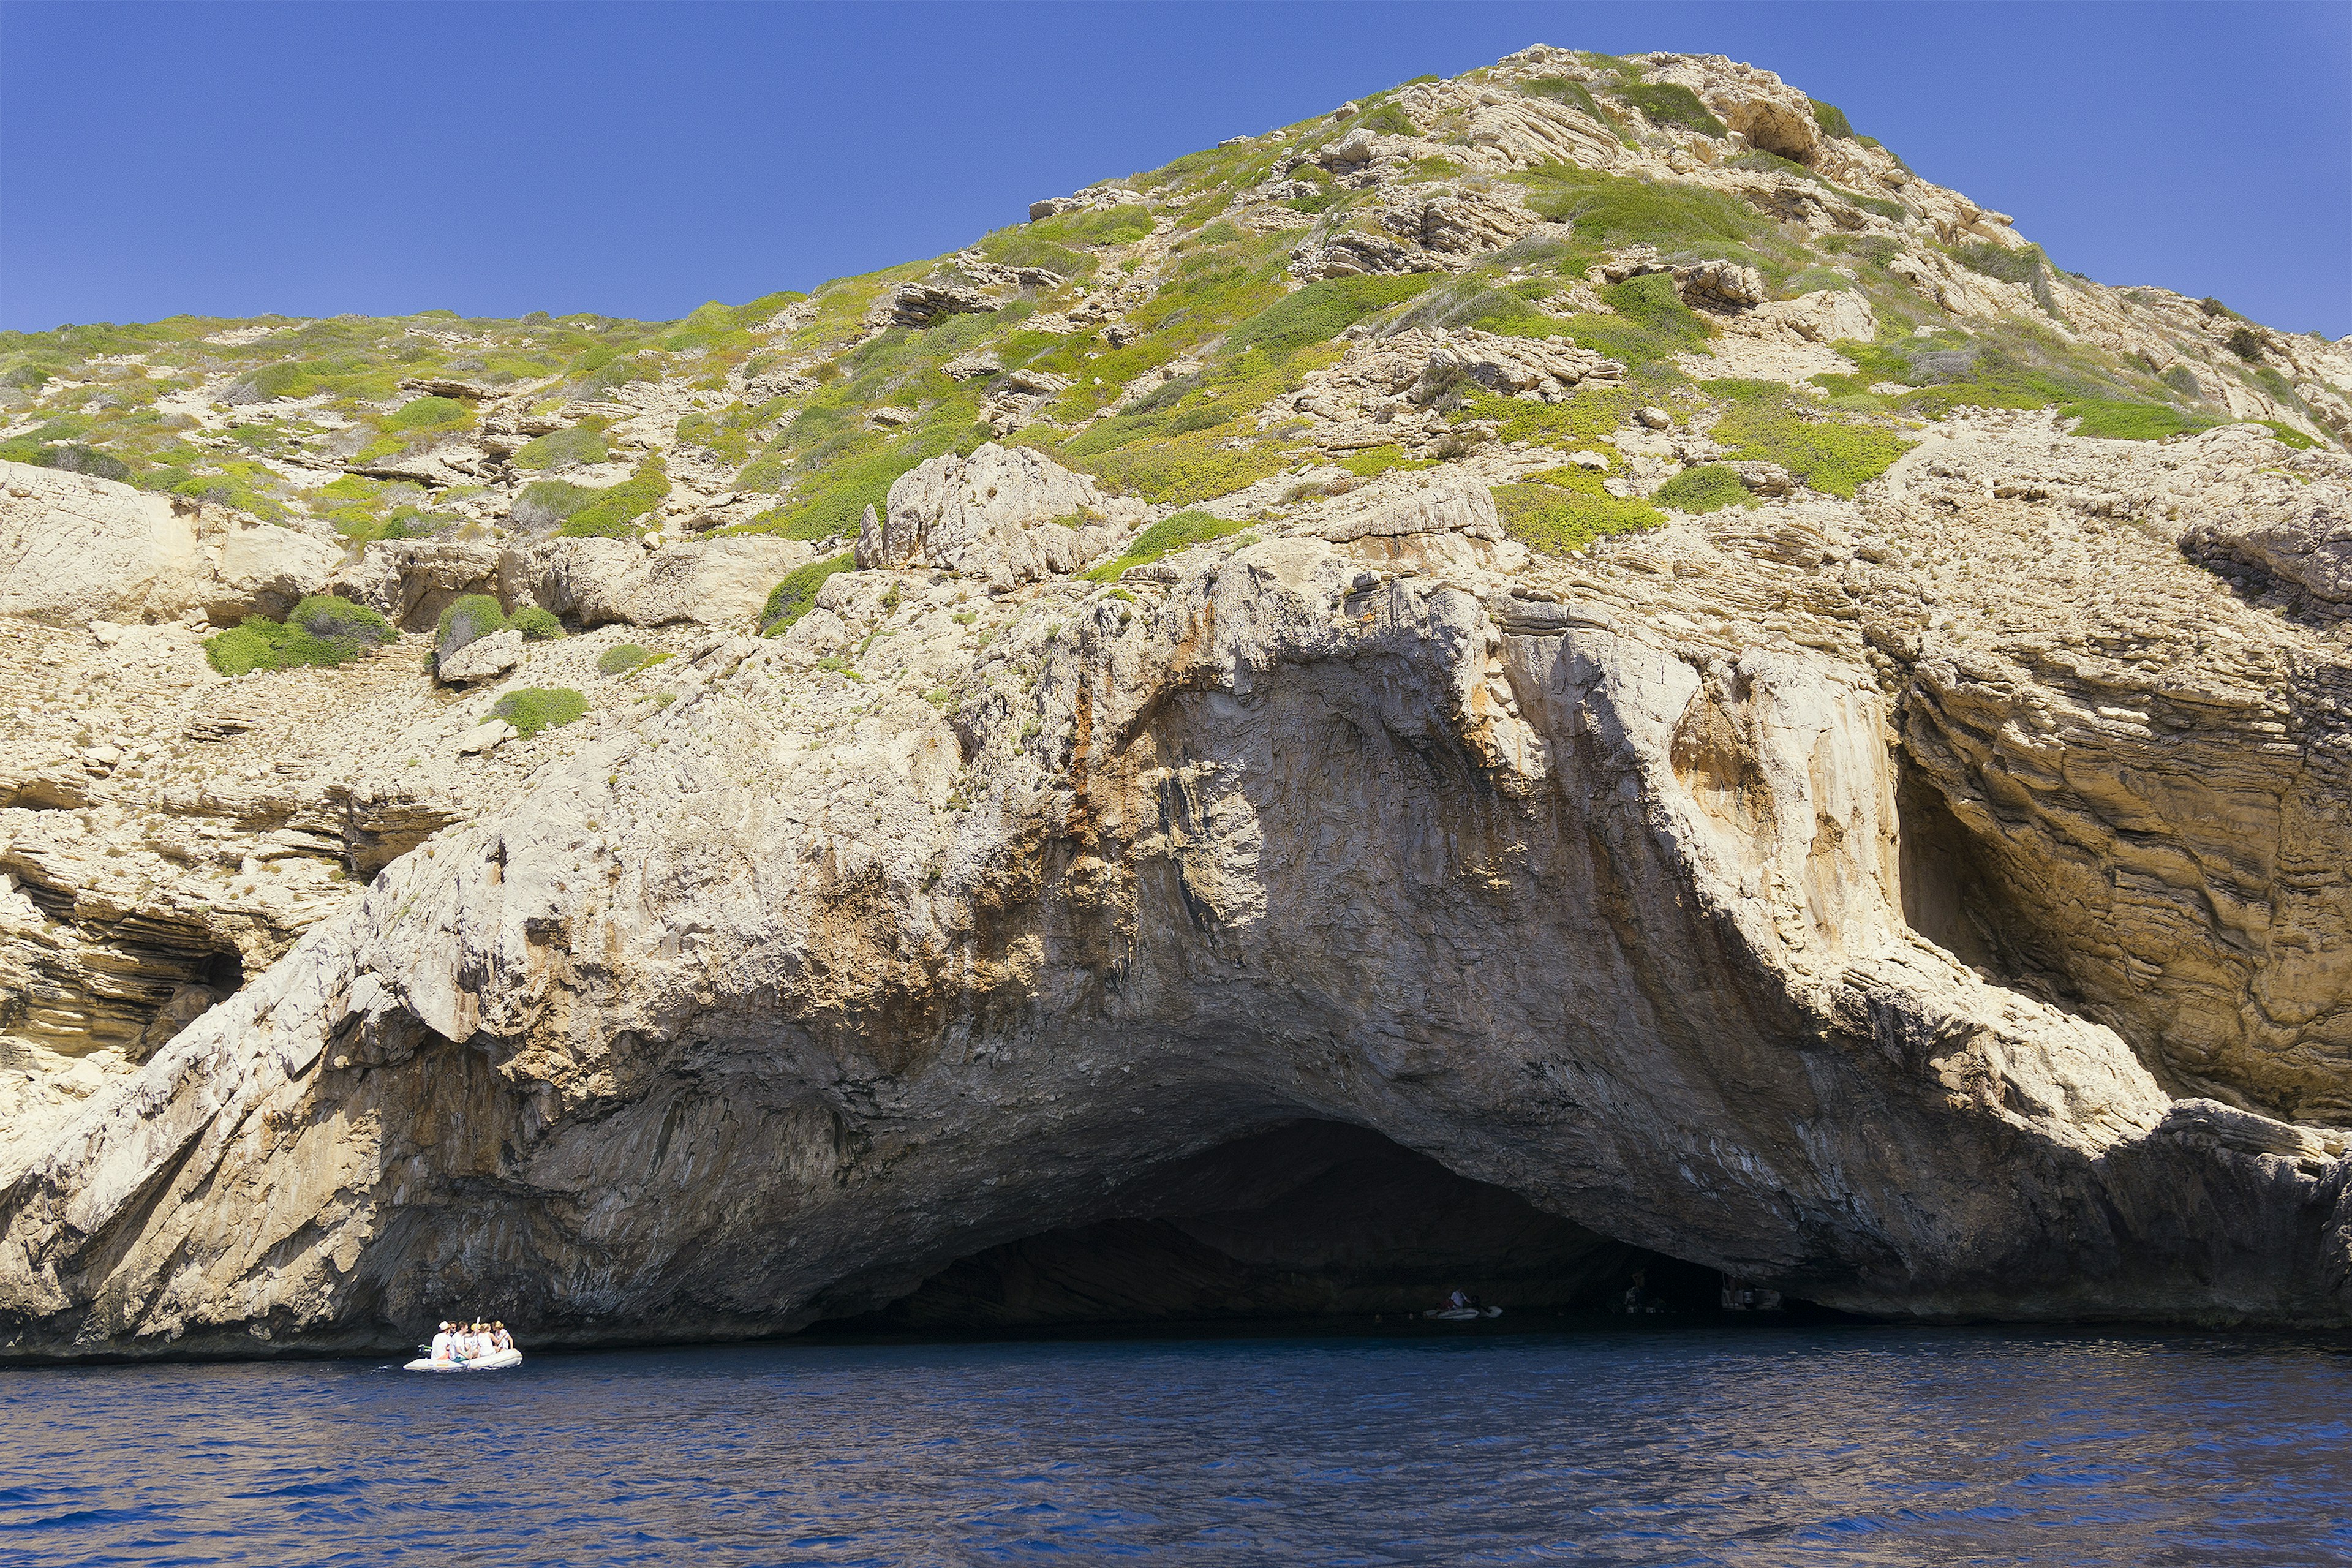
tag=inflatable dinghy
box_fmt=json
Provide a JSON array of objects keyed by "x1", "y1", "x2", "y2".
[
  {"x1": 404, "y1": 1348, "x2": 523, "y2": 1371},
  {"x1": 1423, "y1": 1306, "x2": 1503, "y2": 1322}
]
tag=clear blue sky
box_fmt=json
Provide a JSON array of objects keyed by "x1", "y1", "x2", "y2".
[{"x1": 3, "y1": 1, "x2": 2345, "y2": 337}]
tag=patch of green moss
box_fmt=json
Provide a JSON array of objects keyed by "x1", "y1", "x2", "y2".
[
  {"x1": 1703, "y1": 379, "x2": 1910, "y2": 497},
  {"x1": 1491, "y1": 466, "x2": 1662, "y2": 555},
  {"x1": 1080, "y1": 508, "x2": 1246, "y2": 581},
  {"x1": 1054, "y1": 424, "x2": 1295, "y2": 507},
  {"x1": 491, "y1": 687, "x2": 587, "y2": 738},
  {"x1": 1811, "y1": 99, "x2": 1856, "y2": 140},
  {"x1": 1653, "y1": 463, "x2": 1755, "y2": 512},
  {"x1": 2059, "y1": 400, "x2": 2214, "y2": 442},
  {"x1": 1337, "y1": 444, "x2": 1437, "y2": 478},
  {"x1": 2254, "y1": 420, "x2": 2318, "y2": 450},
  {"x1": 763, "y1": 552, "x2": 856, "y2": 633}
]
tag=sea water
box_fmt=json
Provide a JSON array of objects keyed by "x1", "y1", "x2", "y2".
[{"x1": 2, "y1": 1322, "x2": 2346, "y2": 1565}]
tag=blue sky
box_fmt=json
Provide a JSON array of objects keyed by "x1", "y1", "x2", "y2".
[{"x1": 2, "y1": 1, "x2": 2345, "y2": 336}]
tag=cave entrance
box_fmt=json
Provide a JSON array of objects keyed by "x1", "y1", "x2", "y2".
[{"x1": 813, "y1": 1121, "x2": 1725, "y2": 1334}]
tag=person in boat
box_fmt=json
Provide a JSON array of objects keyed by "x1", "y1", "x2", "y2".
[
  {"x1": 1446, "y1": 1288, "x2": 1470, "y2": 1311},
  {"x1": 491, "y1": 1322, "x2": 514, "y2": 1354},
  {"x1": 431, "y1": 1321, "x2": 454, "y2": 1363}
]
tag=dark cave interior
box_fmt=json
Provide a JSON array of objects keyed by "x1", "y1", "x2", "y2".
[{"x1": 815, "y1": 1121, "x2": 1746, "y2": 1335}]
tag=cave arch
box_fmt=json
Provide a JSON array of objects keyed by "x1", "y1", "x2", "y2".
[{"x1": 815, "y1": 1121, "x2": 1725, "y2": 1332}]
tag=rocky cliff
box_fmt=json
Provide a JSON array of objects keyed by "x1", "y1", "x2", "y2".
[{"x1": 4, "y1": 47, "x2": 2350, "y2": 1358}]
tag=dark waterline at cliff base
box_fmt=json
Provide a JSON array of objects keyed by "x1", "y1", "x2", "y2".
[{"x1": 4, "y1": 1324, "x2": 2348, "y2": 1566}]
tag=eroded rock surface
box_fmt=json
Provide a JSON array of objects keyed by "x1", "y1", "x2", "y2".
[{"x1": 4, "y1": 43, "x2": 2351, "y2": 1360}]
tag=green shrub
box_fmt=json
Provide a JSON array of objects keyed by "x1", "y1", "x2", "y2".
[
  {"x1": 1572, "y1": 274, "x2": 1714, "y2": 364},
  {"x1": 1223, "y1": 274, "x2": 1438, "y2": 356},
  {"x1": 1054, "y1": 426, "x2": 1292, "y2": 506},
  {"x1": 24, "y1": 442, "x2": 132, "y2": 482},
  {"x1": 1705, "y1": 380, "x2": 1911, "y2": 497},
  {"x1": 2226, "y1": 326, "x2": 2264, "y2": 361},
  {"x1": 1031, "y1": 205, "x2": 1154, "y2": 249},
  {"x1": 1653, "y1": 463, "x2": 1754, "y2": 512},
  {"x1": 512, "y1": 425, "x2": 608, "y2": 469},
  {"x1": 203, "y1": 603, "x2": 386, "y2": 677},
  {"x1": 288, "y1": 594, "x2": 394, "y2": 646},
  {"x1": 1491, "y1": 467, "x2": 1662, "y2": 554},
  {"x1": 1615, "y1": 83, "x2": 1727, "y2": 138},
  {"x1": 597, "y1": 642, "x2": 664, "y2": 676},
  {"x1": 558, "y1": 456, "x2": 670, "y2": 538},
  {"x1": 1080, "y1": 508, "x2": 1246, "y2": 580},
  {"x1": 1811, "y1": 99, "x2": 1856, "y2": 140},
  {"x1": 1352, "y1": 101, "x2": 1416, "y2": 137},
  {"x1": 512, "y1": 478, "x2": 600, "y2": 530},
  {"x1": 762, "y1": 552, "x2": 856, "y2": 633},
  {"x1": 382, "y1": 395, "x2": 471, "y2": 432},
  {"x1": 1524, "y1": 75, "x2": 1616, "y2": 130},
  {"x1": 508, "y1": 605, "x2": 564, "y2": 641},
  {"x1": 1951, "y1": 243, "x2": 2043, "y2": 287},
  {"x1": 437, "y1": 593, "x2": 508, "y2": 654},
  {"x1": 2160, "y1": 365, "x2": 2205, "y2": 399},
  {"x1": 490, "y1": 687, "x2": 587, "y2": 738}
]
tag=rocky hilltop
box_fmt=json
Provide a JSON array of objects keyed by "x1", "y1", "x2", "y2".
[{"x1": 4, "y1": 47, "x2": 2351, "y2": 1359}]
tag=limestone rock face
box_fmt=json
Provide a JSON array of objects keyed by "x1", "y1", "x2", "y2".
[
  {"x1": 7, "y1": 43, "x2": 2352, "y2": 1363},
  {"x1": 7, "y1": 442, "x2": 2352, "y2": 1360},
  {"x1": 1754, "y1": 288, "x2": 1879, "y2": 345},
  {"x1": 536, "y1": 537, "x2": 817, "y2": 630},
  {"x1": 0, "y1": 461, "x2": 339, "y2": 625},
  {"x1": 330, "y1": 540, "x2": 531, "y2": 633},
  {"x1": 857, "y1": 443, "x2": 1134, "y2": 590}
]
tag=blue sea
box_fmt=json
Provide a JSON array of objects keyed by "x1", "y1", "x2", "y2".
[{"x1": 2, "y1": 1323, "x2": 2346, "y2": 1565}]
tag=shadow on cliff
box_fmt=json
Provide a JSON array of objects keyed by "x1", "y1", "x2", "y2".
[{"x1": 807, "y1": 1121, "x2": 1776, "y2": 1336}]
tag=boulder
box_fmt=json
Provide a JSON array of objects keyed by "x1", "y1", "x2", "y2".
[
  {"x1": 434, "y1": 628, "x2": 523, "y2": 686},
  {"x1": 536, "y1": 536, "x2": 819, "y2": 630},
  {"x1": 0, "y1": 461, "x2": 339, "y2": 626},
  {"x1": 857, "y1": 443, "x2": 1137, "y2": 589}
]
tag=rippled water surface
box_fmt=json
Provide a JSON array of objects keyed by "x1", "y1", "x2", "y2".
[{"x1": 3, "y1": 1324, "x2": 2348, "y2": 1565}]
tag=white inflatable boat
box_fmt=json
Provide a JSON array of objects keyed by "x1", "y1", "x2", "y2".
[
  {"x1": 1423, "y1": 1306, "x2": 1503, "y2": 1322},
  {"x1": 404, "y1": 1348, "x2": 523, "y2": 1371}
]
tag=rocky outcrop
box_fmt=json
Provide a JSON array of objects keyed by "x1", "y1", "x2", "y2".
[
  {"x1": 433, "y1": 627, "x2": 524, "y2": 685},
  {"x1": 330, "y1": 540, "x2": 530, "y2": 633},
  {"x1": 856, "y1": 443, "x2": 1136, "y2": 589},
  {"x1": 3, "y1": 43, "x2": 2349, "y2": 1363},
  {"x1": 0, "y1": 461, "x2": 339, "y2": 626},
  {"x1": 6, "y1": 431, "x2": 2352, "y2": 1360}
]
